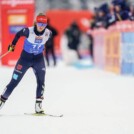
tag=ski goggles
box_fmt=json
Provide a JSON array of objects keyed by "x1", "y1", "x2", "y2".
[{"x1": 37, "y1": 22, "x2": 47, "y2": 27}]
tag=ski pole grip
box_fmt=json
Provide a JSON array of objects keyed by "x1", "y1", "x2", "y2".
[{"x1": 8, "y1": 44, "x2": 15, "y2": 52}]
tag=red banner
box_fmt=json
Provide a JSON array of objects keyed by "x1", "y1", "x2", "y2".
[
  {"x1": 1, "y1": 0, "x2": 34, "y2": 66},
  {"x1": 46, "y1": 10, "x2": 93, "y2": 54}
]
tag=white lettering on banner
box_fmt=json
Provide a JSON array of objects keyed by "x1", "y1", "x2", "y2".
[
  {"x1": 8, "y1": 15, "x2": 26, "y2": 25},
  {"x1": 2, "y1": 0, "x2": 34, "y2": 6},
  {"x1": 7, "y1": 9, "x2": 27, "y2": 14}
]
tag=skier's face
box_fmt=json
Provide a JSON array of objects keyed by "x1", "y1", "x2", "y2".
[{"x1": 36, "y1": 22, "x2": 47, "y2": 32}]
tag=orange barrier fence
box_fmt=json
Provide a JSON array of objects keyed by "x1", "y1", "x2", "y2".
[{"x1": 93, "y1": 21, "x2": 134, "y2": 75}]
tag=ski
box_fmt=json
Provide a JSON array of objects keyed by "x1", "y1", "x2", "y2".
[{"x1": 24, "y1": 113, "x2": 63, "y2": 117}]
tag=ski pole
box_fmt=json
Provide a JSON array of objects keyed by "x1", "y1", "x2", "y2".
[{"x1": 0, "y1": 51, "x2": 10, "y2": 59}]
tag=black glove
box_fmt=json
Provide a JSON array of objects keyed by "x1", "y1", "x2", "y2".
[{"x1": 8, "y1": 44, "x2": 15, "y2": 52}]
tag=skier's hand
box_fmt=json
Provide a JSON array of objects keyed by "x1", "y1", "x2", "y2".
[{"x1": 8, "y1": 44, "x2": 15, "y2": 52}]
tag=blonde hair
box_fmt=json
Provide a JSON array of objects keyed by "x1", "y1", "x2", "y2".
[{"x1": 37, "y1": 13, "x2": 45, "y2": 16}]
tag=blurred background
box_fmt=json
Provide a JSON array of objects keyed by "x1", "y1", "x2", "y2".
[
  {"x1": 1, "y1": 1, "x2": 134, "y2": 134},
  {"x1": 0, "y1": 0, "x2": 134, "y2": 74}
]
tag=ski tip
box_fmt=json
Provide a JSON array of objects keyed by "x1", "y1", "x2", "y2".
[{"x1": 45, "y1": 114, "x2": 63, "y2": 117}]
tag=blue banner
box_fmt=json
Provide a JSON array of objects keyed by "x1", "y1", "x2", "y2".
[
  {"x1": 9, "y1": 25, "x2": 26, "y2": 34},
  {"x1": 121, "y1": 32, "x2": 134, "y2": 75}
]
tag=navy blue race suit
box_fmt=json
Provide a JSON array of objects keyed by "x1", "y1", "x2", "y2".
[{"x1": 1, "y1": 25, "x2": 51, "y2": 101}]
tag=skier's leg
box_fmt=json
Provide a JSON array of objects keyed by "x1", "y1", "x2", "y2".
[
  {"x1": 1, "y1": 59, "x2": 31, "y2": 101},
  {"x1": 33, "y1": 56, "x2": 46, "y2": 113}
]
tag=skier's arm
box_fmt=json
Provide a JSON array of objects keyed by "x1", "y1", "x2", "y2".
[
  {"x1": 12, "y1": 28, "x2": 29, "y2": 45},
  {"x1": 44, "y1": 31, "x2": 52, "y2": 48},
  {"x1": 46, "y1": 30, "x2": 52, "y2": 43},
  {"x1": 52, "y1": 28, "x2": 58, "y2": 36},
  {"x1": 8, "y1": 28, "x2": 29, "y2": 52},
  {"x1": 49, "y1": 31, "x2": 52, "y2": 39}
]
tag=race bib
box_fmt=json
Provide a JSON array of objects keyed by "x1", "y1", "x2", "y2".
[{"x1": 34, "y1": 36, "x2": 43, "y2": 43}]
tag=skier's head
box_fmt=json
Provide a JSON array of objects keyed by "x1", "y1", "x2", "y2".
[{"x1": 35, "y1": 13, "x2": 48, "y2": 32}]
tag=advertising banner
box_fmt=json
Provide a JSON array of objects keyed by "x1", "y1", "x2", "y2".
[
  {"x1": 121, "y1": 32, "x2": 134, "y2": 75},
  {"x1": 1, "y1": 0, "x2": 34, "y2": 66},
  {"x1": 92, "y1": 21, "x2": 134, "y2": 75},
  {"x1": 93, "y1": 29, "x2": 105, "y2": 68},
  {"x1": 104, "y1": 31, "x2": 121, "y2": 73}
]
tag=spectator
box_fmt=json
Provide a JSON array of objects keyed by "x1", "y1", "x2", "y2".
[
  {"x1": 93, "y1": 3, "x2": 110, "y2": 28},
  {"x1": 45, "y1": 20, "x2": 58, "y2": 66},
  {"x1": 87, "y1": 19, "x2": 94, "y2": 59},
  {"x1": 113, "y1": 0, "x2": 129, "y2": 21},
  {"x1": 65, "y1": 22, "x2": 82, "y2": 59},
  {"x1": 106, "y1": 3, "x2": 117, "y2": 28},
  {"x1": 129, "y1": 4, "x2": 134, "y2": 20},
  {"x1": 88, "y1": 32, "x2": 94, "y2": 59}
]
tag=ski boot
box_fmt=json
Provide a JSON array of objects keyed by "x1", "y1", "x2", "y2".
[{"x1": 35, "y1": 98, "x2": 44, "y2": 114}]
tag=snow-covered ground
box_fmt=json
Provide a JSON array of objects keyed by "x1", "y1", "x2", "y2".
[{"x1": 0, "y1": 61, "x2": 134, "y2": 134}]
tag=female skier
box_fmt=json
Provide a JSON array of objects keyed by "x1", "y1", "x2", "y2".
[{"x1": 0, "y1": 13, "x2": 51, "y2": 114}]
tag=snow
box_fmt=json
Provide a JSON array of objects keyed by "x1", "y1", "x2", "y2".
[{"x1": 0, "y1": 61, "x2": 134, "y2": 134}]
